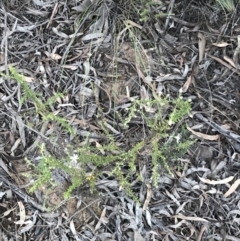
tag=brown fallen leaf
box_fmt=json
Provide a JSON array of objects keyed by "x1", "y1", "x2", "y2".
[
  {"x1": 187, "y1": 125, "x2": 220, "y2": 141},
  {"x1": 223, "y1": 179, "x2": 240, "y2": 197},
  {"x1": 198, "y1": 175, "x2": 234, "y2": 185}
]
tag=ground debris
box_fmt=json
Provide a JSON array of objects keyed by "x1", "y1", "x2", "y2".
[{"x1": 0, "y1": 0, "x2": 240, "y2": 240}]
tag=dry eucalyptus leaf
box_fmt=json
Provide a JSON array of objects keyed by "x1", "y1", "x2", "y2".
[
  {"x1": 33, "y1": 0, "x2": 54, "y2": 8},
  {"x1": 14, "y1": 202, "x2": 26, "y2": 225},
  {"x1": 198, "y1": 175, "x2": 234, "y2": 185},
  {"x1": 19, "y1": 211, "x2": 38, "y2": 234},
  {"x1": 180, "y1": 75, "x2": 193, "y2": 93},
  {"x1": 0, "y1": 52, "x2": 4, "y2": 63},
  {"x1": 70, "y1": 220, "x2": 78, "y2": 239},
  {"x1": 143, "y1": 183, "x2": 152, "y2": 211},
  {"x1": 16, "y1": 115, "x2": 26, "y2": 147},
  {"x1": 134, "y1": 230, "x2": 145, "y2": 241},
  {"x1": 212, "y1": 42, "x2": 229, "y2": 47},
  {"x1": 187, "y1": 125, "x2": 219, "y2": 141},
  {"x1": 145, "y1": 209, "x2": 152, "y2": 227},
  {"x1": 95, "y1": 207, "x2": 108, "y2": 231},
  {"x1": 52, "y1": 27, "x2": 69, "y2": 39},
  {"x1": 224, "y1": 179, "x2": 240, "y2": 197},
  {"x1": 198, "y1": 32, "x2": 206, "y2": 62},
  {"x1": 61, "y1": 65, "x2": 78, "y2": 70},
  {"x1": 49, "y1": 53, "x2": 62, "y2": 60},
  {"x1": 172, "y1": 213, "x2": 209, "y2": 222},
  {"x1": 72, "y1": 0, "x2": 97, "y2": 12},
  {"x1": 223, "y1": 56, "x2": 236, "y2": 68},
  {"x1": 16, "y1": 25, "x2": 36, "y2": 33},
  {"x1": 25, "y1": 7, "x2": 48, "y2": 16},
  {"x1": 96, "y1": 141, "x2": 105, "y2": 155},
  {"x1": 82, "y1": 33, "x2": 104, "y2": 41},
  {"x1": 22, "y1": 76, "x2": 34, "y2": 83}
]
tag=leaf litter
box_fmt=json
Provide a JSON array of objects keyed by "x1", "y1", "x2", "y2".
[{"x1": 0, "y1": 0, "x2": 240, "y2": 240}]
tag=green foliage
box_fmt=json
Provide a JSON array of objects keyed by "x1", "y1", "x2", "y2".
[
  {"x1": 126, "y1": 96, "x2": 192, "y2": 185},
  {"x1": 168, "y1": 97, "x2": 191, "y2": 125},
  {"x1": 8, "y1": 66, "x2": 75, "y2": 135},
  {"x1": 215, "y1": 0, "x2": 236, "y2": 12},
  {"x1": 132, "y1": 0, "x2": 170, "y2": 22},
  {"x1": 7, "y1": 59, "x2": 192, "y2": 203},
  {"x1": 23, "y1": 91, "x2": 192, "y2": 201}
]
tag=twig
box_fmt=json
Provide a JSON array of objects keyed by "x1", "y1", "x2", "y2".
[
  {"x1": 46, "y1": 2, "x2": 58, "y2": 29},
  {"x1": 164, "y1": 0, "x2": 175, "y2": 32}
]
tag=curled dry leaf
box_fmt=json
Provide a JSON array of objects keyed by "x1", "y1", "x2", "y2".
[
  {"x1": 223, "y1": 179, "x2": 240, "y2": 197},
  {"x1": 18, "y1": 211, "x2": 38, "y2": 234},
  {"x1": 49, "y1": 53, "x2": 62, "y2": 60},
  {"x1": 198, "y1": 175, "x2": 234, "y2": 185},
  {"x1": 52, "y1": 27, "x2": 69, "y2": 39},
  {"x1": 143, "y1": 183, "x2": 152, "y2": 211},
  {"x1": 14, "y1": 202, "x2": 26, "y2": 225},
  {"x1": 187, "y1": 125, "x2": 220, "y2": 141}
]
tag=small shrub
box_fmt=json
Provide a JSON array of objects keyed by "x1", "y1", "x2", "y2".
[{"x1": 215, "y1": 0, "x2": 236, "y2": 12}]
